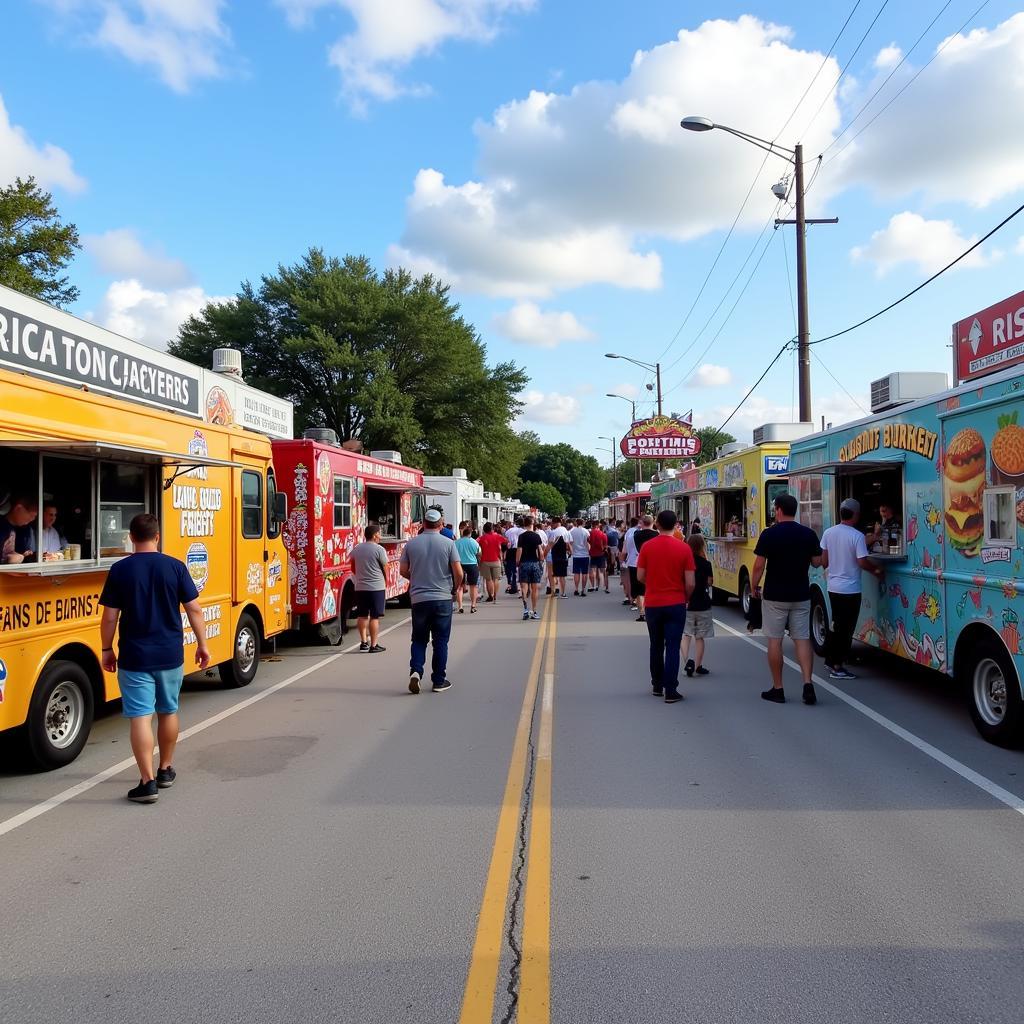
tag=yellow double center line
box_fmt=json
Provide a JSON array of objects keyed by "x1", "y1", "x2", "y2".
[{"x1": 459, "y1": 597, "x2": 557, "y2": 1024}]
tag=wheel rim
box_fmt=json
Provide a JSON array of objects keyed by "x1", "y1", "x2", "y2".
[
  {"x1": 46, "y1": 681, "x2": 85, "y2": 750},
  {"x1": 973, "y1": 657, "x2": 1008, "y2": 726},
  {"x1": 812, "y1": 601, "x2": 828, "y2": 650},
  {"x1": 741, "y1": 580, "x2": 751, "y2": 616},
  {"x1": 236, "y1": 626, "x2": 257, "y2": 675}
]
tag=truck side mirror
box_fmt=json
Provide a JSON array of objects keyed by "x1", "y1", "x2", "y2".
[{"x1": 274, "y1": 491, "x2": 288, "y2": 525}]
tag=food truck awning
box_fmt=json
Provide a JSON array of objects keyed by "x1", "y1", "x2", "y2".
[
  {"x1": 0, "y1": 439, "x2": 245, "y2": 468},
  {"x1": 787, "y1": 457, "x2": 905, "y2": 476},
  {"x1": 362, "y1": 483, "x2": 449, "y2": 494}
]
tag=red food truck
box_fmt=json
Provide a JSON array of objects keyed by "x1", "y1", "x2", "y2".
[{"x1": 273, "y1": 433, "x2": 440, "y2": 642}]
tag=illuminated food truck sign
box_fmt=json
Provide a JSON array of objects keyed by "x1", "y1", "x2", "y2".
[
  {"x1": 620, "y1": 416, "x2": 702, "y2": 460},
  {"x1": 954, "y1": 289, "x2": 1024, "y2": 385}
]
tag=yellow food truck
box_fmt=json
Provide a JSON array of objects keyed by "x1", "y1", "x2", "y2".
[
  {"x1": 0, "y1": 284, "x2": 294, "y2": 768},
  {"x1": 683, "y1": 423, "x2": 812, "y2": 616}
]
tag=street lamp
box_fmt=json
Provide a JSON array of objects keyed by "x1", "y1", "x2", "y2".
[
  {"x1": 605, "y1": 392, "x2": 637, "y2": 422},
  {"x1": 604, "y1": 393, "x2": 641, "y2": 486},
  {"x1": 597, "y1": 436, "x2": 618, "y2": 493},
  {"x1": 679, "y1": 115, "x2": 837, "y2": 424},
  {"x1": 605, "y1": 353, "x2": 662, "y2": 416}
]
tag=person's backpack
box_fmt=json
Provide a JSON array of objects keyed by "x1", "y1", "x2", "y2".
[{"x1": 552, "y1": 533, "x2": 568, "y2": 559}]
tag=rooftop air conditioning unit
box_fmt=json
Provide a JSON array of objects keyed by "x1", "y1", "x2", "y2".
[
  {"x1": 212, "y1": 348, "x2": 243, "y2": 379},
  {"x1": 303, "y1": 427, "x2": 339, "y2": 446},
  {"x1": 369, "y1": 450, "x2": 403, "y2": 463},
  {"x1": 753, "y1": 422, "x2": 815, "y2": 445},
  {"x1": 452, "y1": 468, "x2": 468, "y2": 479},
  {"x1": 716, "y1": 441, "x2": 746, "y2": 459},
  {"x1": 870, "y1": 372, "x2": 949, "y2": 413}
]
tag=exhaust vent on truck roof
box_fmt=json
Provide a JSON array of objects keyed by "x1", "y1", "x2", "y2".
[
  {"x1": 452, "y1": 468, "x2": 468, "y2": 479},
  {"x1": 870, "y1": 372, "x2": 948, "y2": 413},
  {"x1": 369, "y1": 450, "x2": 403, "y2": 463},
  {"x1": 752, "y1": 422, "x2": 815, "y2": 444},
  {"x1": 212, "y1": 348, "x2": 243, "y2": 379},
  {"x1": 303, "y1": 427, "x2": 339, "y2": 446}
]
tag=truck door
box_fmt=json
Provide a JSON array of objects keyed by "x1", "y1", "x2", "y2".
[
  {"x1": 264, "y1": 465, "x2": 288, "y2": 635},
  {"x1": 234, "y1": 460, "x2": 268, "y2": 613}
]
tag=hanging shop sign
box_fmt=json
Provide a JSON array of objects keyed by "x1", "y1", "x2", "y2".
[
  {"x1": 620, "y1": 416, "x2": 702, "y2": 460},
  {"x1": 954, "y1": 289, "x2": 1024, "y2": 385}
]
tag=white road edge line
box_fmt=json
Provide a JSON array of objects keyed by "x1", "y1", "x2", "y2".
[
  {"x1": 714, "y1": 617, "x2": 1024, "y2": 817},
  {"x1": 0, "y1": 616, "x2": 412, "y2": 839}
]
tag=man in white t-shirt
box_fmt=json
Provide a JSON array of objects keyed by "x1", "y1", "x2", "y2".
[
  {"x1": 546, "y1": 517, "x2": 573, "y2": 598},
  {"x1": 820, "y1": 498, "x2": 883, "y2": 680},
  {"x1": 568, "y1": 518, "x2": 591, "y2": 596}
]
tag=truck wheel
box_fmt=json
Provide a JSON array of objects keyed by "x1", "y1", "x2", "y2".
[
  {"x1": 810, "y1": 589, "x2": 830, "y2": 659},
  {"x1": 739, "y1": 571, "x2": 752, "y2": 620},
  {"x1": 965, "y1": 635, "x2": 1024, "y2": 747},
  {"x1": 25, "y1": 660, "x2": 94, "y2": 769},
  {"x1": 219, "y1": 612, "x2": 260, "y2": 688}
]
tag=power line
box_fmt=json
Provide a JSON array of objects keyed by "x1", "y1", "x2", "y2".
[
  {"x1": 717, "y1": 340, "x2": 793, "y2": 434},
  {"x1": 811, "y1": 348, "x2": 870, "y2": 415},
  {"x1": 824, "y1": 0, "x2": 992, "y2": 167},
  {"x1": 811, "y1": 199, "x2": 1024, "y2": 346}
]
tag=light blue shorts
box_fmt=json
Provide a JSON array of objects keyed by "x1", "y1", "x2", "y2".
[{"x1": 118, "y1": 666, "x2": 185, "y2": 718}]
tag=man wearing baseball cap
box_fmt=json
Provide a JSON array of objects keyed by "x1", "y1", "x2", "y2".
[
  {"x1": 819, "y1": 497, "x2": 883, "y2": 680},
  {"x1": 399, "y1": 506, "x2": 463, "y2": 694}
]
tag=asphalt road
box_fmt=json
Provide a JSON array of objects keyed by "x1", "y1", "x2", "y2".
[{"x1": 3, "y1": 581, "x2": 1024, "y2": 1024}]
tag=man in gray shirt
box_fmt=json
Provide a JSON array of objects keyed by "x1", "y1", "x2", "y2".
[
  {"x1": 351, "y1": 523, "x2": 390, "y2": 653},
  {"x1": 399, "y1": 507, "x2": 463, "y2": 694}
]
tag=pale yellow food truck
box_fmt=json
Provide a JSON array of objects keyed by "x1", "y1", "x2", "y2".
[{"x1": 0, "y1": 284, "x2": 293, "y2": 768}]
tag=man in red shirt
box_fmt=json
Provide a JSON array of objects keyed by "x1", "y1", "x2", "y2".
[
  {"x1": 476, "y1": 522, "x2": 505, "y2": 604},
  {"x1": 636, "y1": 509, "x2": 696, "y2": 703},
  {"x1": 587, "y1": 519, "x2": 608, "y2": 593}
]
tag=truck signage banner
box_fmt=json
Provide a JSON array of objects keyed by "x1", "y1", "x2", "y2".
[
  {"x1": 954, "y1": 289, "x2": 1024, "y2": 384},
  {"x1": 764, "y1": 455, "x2": 789, "y2": 474},
  {"x1": 620, "y1": 416, "x2": 702, "y2": 460}
]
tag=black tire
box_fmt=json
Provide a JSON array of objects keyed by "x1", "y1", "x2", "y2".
[
  {"x1": 711, "y1": 587, "x2": 731, "y2": 607},
  {"x1": 24, "y1": 660, "x2": 95, "y2": 769},
  {"x1": 963, "y1": 633, "x2": 1024, "y2": 747},
  {"x1": 810, "y1": 588, "x2": 830, "y2": 658},
  {"x1": 219, "y1": 612, "x2": 261, "y2": 688},
  {"x1": 739, "y1": 570, "x2": 752, "y2": 620}
]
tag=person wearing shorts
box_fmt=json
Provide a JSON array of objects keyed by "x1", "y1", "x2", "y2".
[
  {"x1": 628, "y1": 515, "x2": 658, "y2": 622},
  {"x1": 751, "y1": 492, "x2": 823, "y2": 705},
  {"x1": 99, "y1": 513, "x2": 210, "y2": 804},
  {"x1": 455, "y1": 526, "x2": 482, "y2": 613},
  {"x1": 477, "y1": 522, "x2": 504, "y2": 603},
  {"x1": 588, "y1": 520, "x2": 608, "y2": 593},
  {"x1": 547, "y1": 517, "x2": 572, "y2": 598},
  {"x1": 569, "y1": 518, "x2": 591, "y2": 596},
  {"x1": 351, "y1": 523, "x2": 389, "y2": 652},
  {"x1": 516, "y1": 517, "x2": 547, "y2": 619},
  {"x1": 682, "y1": 533, "x2": 714, "y2": 676}
]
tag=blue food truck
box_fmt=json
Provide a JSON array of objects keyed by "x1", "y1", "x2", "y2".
[{"x1": 788, "y1": 289, "x2": 1024, "y2": 746}]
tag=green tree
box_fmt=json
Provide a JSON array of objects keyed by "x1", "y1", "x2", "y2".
[
  {"x1": 170, "y1": 249, "x2": 528, "y2": 493},
  {"x1": 0, "y1": 177, "x2": 81, "y2": 307},
  {"x1": 695, "y1": 427, "x2": 736, "y2": 465},
  {"x1": 517, "y1": 480, "x2": 566, "y2": 515},
  {"x1": 519, "y1": 442, "x2": 605, "y2": 513}
]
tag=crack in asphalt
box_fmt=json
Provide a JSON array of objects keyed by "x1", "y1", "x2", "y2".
[{"x1": 500, "y1": 700, "x2": 539, "y2": 1024}]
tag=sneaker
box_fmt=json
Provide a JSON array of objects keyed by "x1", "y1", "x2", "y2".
[
  {"x1": 561, "y1": 592, "x2": 570, "y2": 600},
  {"x1": 358, "y1": 640, "x2": 370, "y2": 652},
  {"x1": 604, "y1": 588, "x2": 610, "y2": 594},
  {"x1": 664, "y1": 692, "x2": 684, "y2": 704},
  {"x1": 127, "y1": 779, "x2": 159, "y2": 803},
  {"x1": 369, "y1": 644, "x2": 387, "y2": 653},
  {"x1": 803, "y1": 683, "x2": 818, "y2": 705},
  {"x1": 580, "y1": 590, "x2": 586, "y2": 597},
  {"x1": 684, "y1": 658, "x2": 695, "y2": 678},
  {"x1": 761, "y1": 687, "x2": 785, "y2": 703},
  {"x1": 636, "y1": 614, "x2": 646, "y2": 622},
  {"x1": 652, "y1": 687, "x2": 663, "y2": 697},
  {"x1": 409, "y1": 671, "x2": 421, "y2": 694},
  {"x1": 546, "y1": 586, "x2": 552, "y2": 595},
  {"x1": 156, "y1": 766, "x2": 176, "y2": 789},
  {"x1": 622, "y1": 599, "x2": 631, "y2": 606},
  {"x1": 695, "y1": 666, "x2": 710, "y2": 676},
  {"x1": 574, "y1": 589, "x2": 580, "y2": 596},
  {"x1": 459, "y1": 607, "x2": 465, "y2": 614},
  {"x1": 523, "y1": 610, "x2": 530, "y2": 620},
  {"x1": 829, "y1": 668, "x2": 856, "y2": 680},
  {"x1": 432, "y1": 679, "x2": 453, "y2": 693},
  {"x1": 531, "y1": 611, "x2": 542, "y2": 620}
]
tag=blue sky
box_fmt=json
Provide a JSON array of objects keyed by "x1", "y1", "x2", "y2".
[{"x1": 4, "y1": 1, "x2": 1024, "y2": 472}]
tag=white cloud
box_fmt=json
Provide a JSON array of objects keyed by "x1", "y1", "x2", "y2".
[
  {"x1": 516, "y1": 388, "x2": 581, "y2": 426},
  {"x1": 851, "y1": 212, "x2": 987, "y2": 277},
  {"x1": 276, "y1": 0, "x2": 534, "y2": 112},
  {"x1": 874, "y1": 44, "x2": 902, "y2": 70},
  {"x1": 90, "y1": 279, "x2": 230, "y2": 350},
  {"x1": 0, "y1": 94, "x2": 85, "y2": 193},
  {"x1": 491, "y1": 301, "x2": 592, "y2": 348},
  {"x1": 392, "y1": 16, "x2": 842, "y2": 297},
  {"x1": 608, "y1": 383, "x2": 640, "y2": 400},
  {"x1": 687, "y1": 363, "x2": 732, "y2": 388},
  {"x1": 85, "y1": 228, "x2": 192, "y2": 288},
  {"x1": 41, "y1": 1, "x2": 231, "y2": 92},
  {"x1": 832, "y1": 14, "x2": 1024, "y2": 207}
]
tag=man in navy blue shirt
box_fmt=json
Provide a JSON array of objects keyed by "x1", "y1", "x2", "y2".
[
  {"x1": 99, "y1": 513, "x2": 211, "y2": 803},
  {"x1": 0, "y1": 494, "x2": 38, "y2": 564}
]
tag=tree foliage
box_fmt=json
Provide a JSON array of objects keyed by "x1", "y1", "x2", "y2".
[
  {"x1": 170, "y1": 249, "x2": 529, "y2": 494},
  {"x1": 516, "y1": 480, "x2": 566, "y2": 515},
  {"x1": 0, "y1": 177, "x2": 80, "y2": 307},
  {"x1": 695, "y1": 427, "x2": 737, "y2": 465},
  {"x1": 519, "y1": 442, "x2": 605, "y2": 514}
]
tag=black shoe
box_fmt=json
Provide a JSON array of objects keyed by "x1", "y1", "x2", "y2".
[
  {"x1": 802, "y1": 683, "x2": 817, "y2": 705},
  {"x1": 622, "y1": 599, "x2": 631, "y2": 606},
  {"x1": 580, "y1": 590, "x2": 586, "y2": 596},
  {"x1": 761, "y1": 687, "x2": 785, "y2": 703},
  {"x1": 432, "y1": 679, "x2": 453, "y2": 693},
  {"x1": 409, "y1": 671, "x2": 421, "y2": 694},
  {"x1": 369, "y1": 644, "x2": 386, "y2": 653},
  {"x1": 652, "y1": 687, "x2": 663, "y2": 697},
  {"x1": 156, "y1": 766, "x2": 176, "y2": 789},
  {"x1": 459, "y1": 607, "x2": 465, "y2": 613},
  {"x1": 664, "y1": 691, "x2": 684, "y2": 704},
  {"x1": 358, "y1": 641, "x2": 370, "y2": 652},
  {"x1": 636, "y1": 614, "x2": 645, "y2": 622},
  {"x1": 127, "y1": 779, "x2": 159, "y2": 803},
  {"x1": 684, "y1": 658, "x2": 695, "y2": 677},
  {"x1": 546, "y1": 586, "x2": 552, "y2": 595},
  {"x1": 695, "y1": 666, "x2": 710, "y2": 676}
]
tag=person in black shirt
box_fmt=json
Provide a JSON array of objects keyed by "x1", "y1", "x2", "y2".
[
  {"x1": 629, "y1": 514, "x2": 658, "y2": 622},
  {"x1": 515, "y1": 517, "x2": 547, "y2": 620},
  {"x1": 0, "y1": 494, "x2": 38, "y2": 564},
  {"x1": 682, "y1": 533, "x2": 714, "y2": 676},
  {"x1": 751, "y1": 492, "x2": 823, "y2": 705}
]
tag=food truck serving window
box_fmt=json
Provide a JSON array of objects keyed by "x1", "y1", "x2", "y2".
[
  {"x1": 367, "y1": 486, "x2": 400, "y2": 540},
  {"x1": 793, "y1": 475, "x2": 823, "y2": 537},
  {"x1": 334, "y1": 477, "x2": 352, "y2": 529},
  {"x1": 985, "y1": 487, "x2": 1016, "y2": 547},
  {"x1": 714, "y1": 490, "x2": 745, "y2": 538}
]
